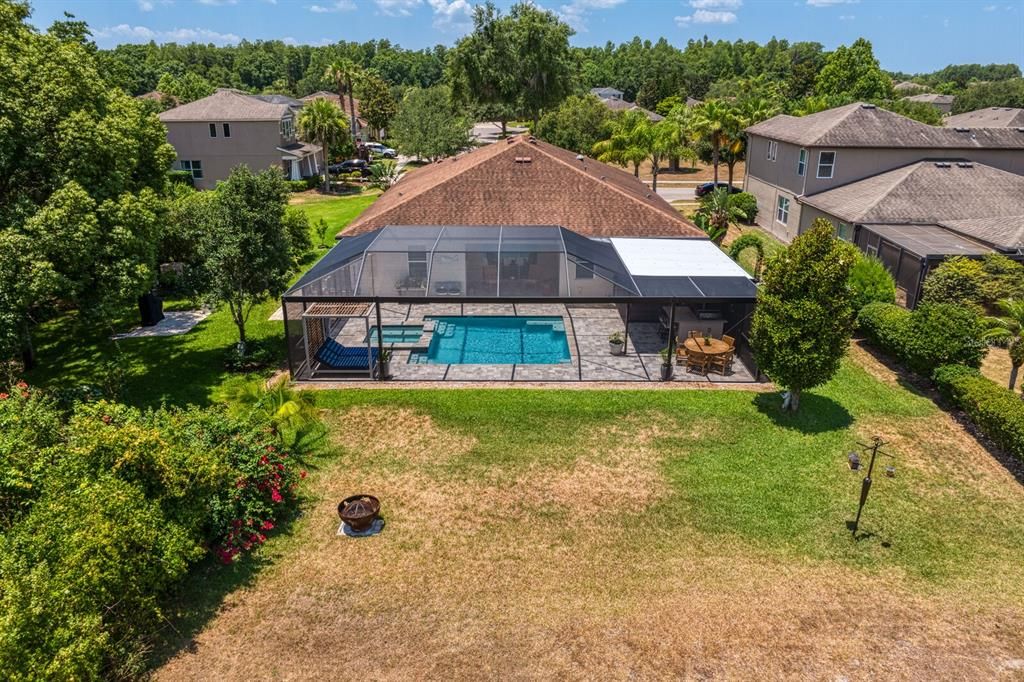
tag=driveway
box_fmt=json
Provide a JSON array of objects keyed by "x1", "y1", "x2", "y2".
[{"x1": 472, "y1": 122, "x2": 528, "y2": 144}]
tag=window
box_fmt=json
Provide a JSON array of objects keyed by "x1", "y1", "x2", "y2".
[
  {"x1": 776, "y1": 196, "x2": 790, "y2": 224},
  {"x1": 797, "y1": 148, "x2": 807, "y2": 176},
  {"x1": 208, "y1": 123, "x2": 217, "y2": 138},
  {"x1": 816, "y1": 151, "x2": 836, "y2": 179},
  {"x1": 280, "y1": 117, "x2": 294, "y2": 139},
  {"x1": 575, "y1": 260, "x2": 595, "y2": 279},
  {"x1": 767, "y1": 140, "x2": 778, "y2": 162},
  {"x1": 222, "y1": 123, "x2": 231, "y2": 137},
  {"x1": 179, "y1": 160, "x2": 203, "y2": 180},
  {"x1": 837, "y1": 222, "x2": 853, "y2": 241},
  {"x1": 407, "y1": 251, "x2": 428, "y2": 281}
]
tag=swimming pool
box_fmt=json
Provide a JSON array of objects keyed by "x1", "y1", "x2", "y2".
[
  {"x1": 411, "y1": 316, "x2": 571, "y2": 365},
  {"x1": 365, "y1": 325, "x2": 424, "y2": 344}
]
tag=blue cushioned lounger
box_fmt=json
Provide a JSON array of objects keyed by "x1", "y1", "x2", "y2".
[{"x1": 315, "y1": 338, "x2": 379, "y2": 369}]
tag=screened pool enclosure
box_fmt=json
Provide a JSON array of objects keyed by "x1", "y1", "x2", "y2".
[{"x1": 282, "y1": 225, "x2": 759, "y2": 382}]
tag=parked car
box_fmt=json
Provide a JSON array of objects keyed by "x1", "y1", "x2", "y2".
[
  {"x1": 695, "y1": 182, "x2": 742, "y2": 197},
  {"x1": 365, "y1": 142, "x2": 397, "y2": 159},
  {"x1": 329, "y1": 159, "x2": 372, "y2": 177}
]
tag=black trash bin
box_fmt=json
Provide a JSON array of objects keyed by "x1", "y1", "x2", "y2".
[{"x1": 138, "y1": 292, "x2": 165, "y2": 327}]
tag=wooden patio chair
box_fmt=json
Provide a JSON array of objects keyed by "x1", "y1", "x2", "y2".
[
  {"x1": 675, "y1": 337, "x2": 687, "y2": 361},
  {"x1": 688, "y1": 330, "x2": 700, "y2": 340},
  {"x1": 709, "y1": 350, "x2": 733, "y2": 375},
  {"x1": 686, "y1": 349, "x2": 709, "y2": 375},
  {"x1": 722, "y1": 334, "x2": 736, "y2": 348}
]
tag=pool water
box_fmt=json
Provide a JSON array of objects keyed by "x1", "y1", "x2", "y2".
[
  {"x1": 412, "y1": 316, "x2": 570, "y2": 365},
  {"x1": 365, "y1": 325, "x2": 424, "y2": 344}
]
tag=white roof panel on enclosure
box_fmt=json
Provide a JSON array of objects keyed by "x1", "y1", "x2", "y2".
[{"x1": 610, "y1": 238, "x2": 753, "y2": 278}]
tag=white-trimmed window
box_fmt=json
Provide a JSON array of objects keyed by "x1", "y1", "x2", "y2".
[
  {"x1": 407, "y1": 251, "x2": 428, "y2": 281},
  {"x1": 797, "y1": 148, "x2": 807, "y2": 176},
  {"x1": 222, "y1": 123, "x2": 231, "y2": 137},
  {"x1": 837, "y1": 222, "x2": 853, "y2": 241},
  {"x1": 280, "y1": 117, "x2": 294, "y2": 139},
  {"x1": 776, "y1": 196, "x2": 790, "y2": 224},
  {"x1": 767, "y1": 140, "x2": 778, "y2": 162},
  {"x1": 817, "y1": 151, "x2": 836, "y2": 179},
  {"x1": 208, "y1": 123, "x2": 217, "y2": 138},
  {"x1": 179, "y1": 160, "x2": 203, "y2": 179}
]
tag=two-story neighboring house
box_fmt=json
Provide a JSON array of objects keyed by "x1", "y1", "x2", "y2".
[
  {"x1": 300, "y1": 91, "x2": 371, "y2": 141},
  {"x1": 744, "y1": 102, "x2": 1024, "y2": 242},
  {"x1": 159, "y1": 89, "x2": 323, "y2": 190}
]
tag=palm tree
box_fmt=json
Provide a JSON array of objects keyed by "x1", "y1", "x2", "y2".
[
  {"x1": 688, "y1": 100, "x2": 738, "y2": 186},
  {"x1": 298, "y1": 98, "x2": 346, "y2": 193},
  {"x1": 722, "y1": 97, "x2": 778, "y2": 189},
  {"x1": 592, "y1": 109, "x2": 651, "y2": 178},
  {"x1": 983, "y1": 298, "x2": 1024, "y2": 392},
  {"x1": 649, "y1": 118, "x2": 696, "y2": 192},
  {"x1": 220, "y1": 375, "x2": 321, "y2": 449},
  {"x1": 695, "y1": 186, "x2": 746, "y2": 245},
  {"x1": 326, "y1": 58, "x2": 361, "y2": 141}
]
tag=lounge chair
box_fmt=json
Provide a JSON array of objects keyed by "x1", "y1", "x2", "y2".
[{"x1": 315, "y1": 338, "x2": 379, "y2": 370}]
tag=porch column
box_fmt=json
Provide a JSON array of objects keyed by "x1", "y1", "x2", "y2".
[
  {"x1": 666, "y1": 301, "x2": 677, "y2": 366},
  {"x1": 623, "y1": 303, "x2": 630, "y2": 354},
  {"x1": 290, "y1": 160, "x2": 300, "y2": 180}
]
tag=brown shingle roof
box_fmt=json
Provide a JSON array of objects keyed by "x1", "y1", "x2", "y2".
[
  {"x1": 158, "y1": 88, "x2": 289, "y2": 122},
  {"x1": 342, "y1": 136, "x2": 702, "y2": 239},
  {"x1": 944, "y1": 107, "x2": 1024, "y2": 128},
  {"x1": 893, "y1": 80, "x2": 923, "y2": 92},
  {"x1": 746, "y1": 101, "x2": 1024, "y2": 149},
  {"x1": 801, "y1": 160, "x2": 1024, "y2": 250},
  {"x1": 300, "y1": 91, "x2": 367, "y2": 127}
]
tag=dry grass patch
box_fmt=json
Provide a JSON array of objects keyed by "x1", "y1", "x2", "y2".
[
  {"x1": 983, "y1": 346, "x2": 1020, "y2": 395},
  {"x1": 327, "y1": 406, "x2": 477, "y2": 464}
]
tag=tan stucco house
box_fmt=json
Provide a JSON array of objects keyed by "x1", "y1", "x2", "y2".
[
  {"x1": 159, "y1": 89, "x2": 322, "y2": 190},
  {"x1": 743, "y1": 102, "x2": 1024, "y2": 243}
]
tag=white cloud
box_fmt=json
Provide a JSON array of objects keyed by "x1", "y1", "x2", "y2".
[
  {"x1": 806, "y1": 0, "x2": 857, "y2": 5},
  {"x1": 376, "y1": 0, "x2": 421, "y2": 16},
  {"x1": 559, "y1": 0, "x2": 627, "y2": 31},
  {"x1": 138, "y1": 0, "x2": 155, "y2": 10},
  {"x1": 427, "y1": 0, "x2": 472, "y2": 30},
  {"x1": 688, "y1": 0, "x2": 742, "y2": 8},
  {"x1": 282, "y1": 36, "x2": 298, "y2": 45},
  {"x1": 838, "y1": 13, "x2": 854, "y2": 20},
  {"x1": 94, "y1": 23, "x2": 241, "y2": 45},
  {"x1": 197, "y1": 0, "x2": 238, "y2": 5},
  {"x1": 309, "y1": 0, "x2": 355, "y2": 12},
  {"x1": 983, "y1": 3, "x2": 996, "y2": 10},
  {"x1": 676, "y1": 9, "x2": 738, "y2": 25}
]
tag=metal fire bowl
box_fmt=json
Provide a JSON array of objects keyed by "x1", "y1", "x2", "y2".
[{"x1": 338, "y1": 494, "x2": 381, "y2": 532}]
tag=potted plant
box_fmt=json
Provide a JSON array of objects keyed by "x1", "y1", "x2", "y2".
[
  {"x1": 609, "y1": 331, "x2": 625, "y2": 355},
  {"x1": 659, "y1": 348, "x2": 673, "y2": 381},
  {"x1": 378, "y1": 348, "x2": 392, "y2": 379}
]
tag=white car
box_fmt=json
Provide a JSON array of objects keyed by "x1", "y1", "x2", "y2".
[{"x1": 364, "y1": 142, "x2": 397, "y2": 159}]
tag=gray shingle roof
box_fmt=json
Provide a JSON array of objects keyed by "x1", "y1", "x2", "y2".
[
  {"x1": 746, "y1": 101, "x2": 1024, "y2": 148},
  {"x1": 158, "y1": 89, "x2": 289, "y2": 122},
  {"x1": 600, "y1": 98, "x2": 663, "y2": 121},
  {"x1": 801, "y1": 160, "x2": 1024, "y2": 250},
  {"x1": 904, "y1": 93, "x2": 955, "y2": 105},
  {"x1": 944, "y1": 107, "x2": 1024, "y2": 128}
]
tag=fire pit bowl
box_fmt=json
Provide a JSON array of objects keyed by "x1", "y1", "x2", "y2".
[{"x1": 337, "y1": 494, "x2": 380, "y2": 532}]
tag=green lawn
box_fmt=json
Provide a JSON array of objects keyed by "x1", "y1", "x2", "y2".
[
  {"x1": 158, "y1": 354, "x2": 1024, "y2": 678},
  {"x1": 290, "y1": 190, "x2": 379, "y2": 248},
  {"x1": 25, "y1": 192, "x2": 377, "y2": 407},
  {"x1": 724, "y1": 223, "x2": 787, "y2": 276}
]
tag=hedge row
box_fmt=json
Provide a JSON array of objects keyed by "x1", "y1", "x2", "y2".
[
  {"x1": 857, "y1": 302, "x2": 987, "y2": 375},
  {"x1": 934, "y1": 365, "x2": 1024, "y2": 462}
]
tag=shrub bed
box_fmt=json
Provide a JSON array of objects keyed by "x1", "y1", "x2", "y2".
[
  {"x1": 0, "y1": 386, "x2": 305, "y2": 678},
  {"x1": 857, "y1": 302, "x2": 986, "y2": 375},
  {"x1": 934, "y1": 364, "x2": 1024, "y2": 462},
  {"x1": 731, "y1": 191, "x2": 758, "y2": 223}
]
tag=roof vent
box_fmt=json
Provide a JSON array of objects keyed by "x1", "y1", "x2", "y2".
[
  {"x1": 600, "y1": 175, "x2": 607, "y2": 181},
  {"x1": 1017, "y1": 127, "x2": 1024, "y2": 133},
  {"x1": 934, "y1": 162, "x2": 951, "y2": 168},
  {"x1": 956, "y1": 162, "x2": 974, "y2": 168},
  {"x1": 506, "y1": 137, "x2": 516, "y2": 144},
  {"x1": 954, "y1": 127, "x2": 970, "y2": 133},
  {"x1": 861, "y1": 103, "x2": 876, "y2": 109},
  {"x1": 646, "y1": 193, "x2": 652, "y2": 198},
  {"x1": 528, "y1": 136, "x2": 537, "y2": 144},
  {"x1": 514, "y1": 156, "x2": 532, "y2": 163},
  {"x1": 576, "y1": 154, "x2": 584, "y2": 161}
]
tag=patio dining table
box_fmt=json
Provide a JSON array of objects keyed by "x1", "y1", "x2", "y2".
[{"x1": 682, "y1": 336, "x2": 732, "y2": 356}]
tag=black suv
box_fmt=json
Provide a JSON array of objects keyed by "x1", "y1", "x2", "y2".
[
  {"x1": 695, "y1": 181, "x2": 741, "y2": 197},
  {"x1": 328, "y1": 159, "x2": 371, "y2": 176}
]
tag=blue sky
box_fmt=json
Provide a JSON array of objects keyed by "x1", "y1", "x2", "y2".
[{"x1": 30, "y1": 0, "x2": 1024, "y2": 73}]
